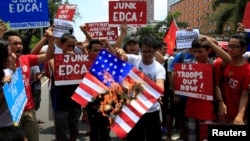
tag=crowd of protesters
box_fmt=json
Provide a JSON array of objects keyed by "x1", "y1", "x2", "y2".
[{"x1": 0, "y1": 17, "x2": 249, "y2": 141}]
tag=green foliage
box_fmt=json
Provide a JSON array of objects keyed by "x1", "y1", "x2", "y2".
[
  {"x1": 212, "y1": 0, "x2": 248, "y2": 34},
  {"x1": 48, "y1": 0, "x2": 61, "y2": 25},
  {"x1": 30, "y1": 35, "x2": 40, "y2": 50},
  {"x1": 22, "y1": 0, "x2": 82, "y2": 50},
  {"x1": 166, "y1": 11, "x2": 182, "y2": 26},
  {"x1": 136, "y1": 26, "x2": 164, "y2": 41}
]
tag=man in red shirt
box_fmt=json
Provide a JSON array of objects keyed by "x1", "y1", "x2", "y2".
[
  {"x1": 2, "y1": 28, "x2": 54, "y2": 141},
  {"x1": 214, "y1": 33, "x2": 250, "y2": 125},
  {"x1": 184, "y1": 35, "x2": 231, "y2": 141}
]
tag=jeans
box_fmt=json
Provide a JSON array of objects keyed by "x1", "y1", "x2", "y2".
[{"x1": 54, "y1": 108, "x2": 81, "y2": 141}]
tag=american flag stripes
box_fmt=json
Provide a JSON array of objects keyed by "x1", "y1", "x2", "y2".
[
  {"x1": 71, "y1": 72, "x2": 108, "y2": 107},
  {"x1": 72, "y1": 49, "x2": 132, "y2": 107},
  {"x1": 110, "y1": 68, "x2": 163, "y2": 139},
  {"x1": 71, "y1": 49, "x2": 163, "y2": 139}
]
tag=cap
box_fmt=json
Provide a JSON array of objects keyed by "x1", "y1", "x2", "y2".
[{"x1": 126, "y1": 37, "x2": 139, "y2": 45}]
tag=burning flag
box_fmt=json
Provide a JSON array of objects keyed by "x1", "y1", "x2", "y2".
[{"x1": 71, "y1": 49, "x2": 163, "y2": 139}]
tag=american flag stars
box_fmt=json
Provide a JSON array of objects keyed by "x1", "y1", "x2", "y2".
[{"x1": 89, "y1": 49, "x2": 132, "y2": 86}]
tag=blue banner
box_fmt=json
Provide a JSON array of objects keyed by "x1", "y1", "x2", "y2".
[
  {"x1": 3, "y1": 67, "x2": 27, "y2": 125},
  {"x1": 0, "y1": 0, "x2": 50, "y2": 29}
]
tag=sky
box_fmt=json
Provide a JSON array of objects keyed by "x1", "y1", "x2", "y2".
[{"x1": 62, "y1": 0, "x2": 168, "y2": 41}]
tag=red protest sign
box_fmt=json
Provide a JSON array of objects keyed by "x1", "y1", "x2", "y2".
[
  {"x1": 109, "y1": 1, "x2": 147, "y2": 26},
  {"x1": 55, "y1": 4, "x2": 77, "y2": 21},
  {"x1": 54, "y1": 54, "x2": 96, "y2": 86},
  {"x1": 85, "y1": 22, "x2": 118, "y2": 44},
  {"x1": 173, "y1": 63, "x2": 214, "y2": 101}
]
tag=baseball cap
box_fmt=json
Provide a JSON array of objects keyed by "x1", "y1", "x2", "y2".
[{"x1": 126, "y1": 36, "x2": 139, "y2": 45}]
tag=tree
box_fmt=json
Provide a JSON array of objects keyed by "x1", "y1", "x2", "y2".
[
  {"x1": 212, "y1": 0, "x2": 248, "y2": 34},
  {"x1": 27, "y1": 0, "x2": 82, "y2": 50},
  {"x1": 154, "y1": 11, "x2": 182, "y2": 32}
]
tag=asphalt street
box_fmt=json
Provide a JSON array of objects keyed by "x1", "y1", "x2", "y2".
[{"x1": 37, "y1": 77, "x2": 179, "y2": 141}]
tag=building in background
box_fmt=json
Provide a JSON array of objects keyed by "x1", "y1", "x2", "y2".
[
  {"x1": 168, "y1": 0, "x2": 182, "y2": 7},
  {"x1": 168, "y1": 0, "x2": 234, "y2": 40},
  {"x1": 168, "y1": 0, "x2": 214, "y2": 31}
]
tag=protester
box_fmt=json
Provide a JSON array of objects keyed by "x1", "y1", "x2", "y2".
[
  {"x1": 30, "y1": 65, "x2": 44, "y2": 130},
  {"x1": 154, "y1": 40, "x2": 171, "y2": 137},
  {"x1": 162, "y1": 49, "x2": 176, "y2": 141},
  {"x1": 2, "y1": 28, "x2": 54, "y2": 141},
  {"x1": 0, "y1": 37, "x2": 27, "y2": 141},
  {"x1": 0, "y1": 20, "x2": 7, "y2": 38},
  {"x1": 155, "y1": 41, "x2": 168, "y2": 64},
  {"x1": 214, "y1": 33, "x2": 250, "y2": 125},
  {"x1": 123, "y1": 36, "x2": 140, "y2": 55},
  {"x1": 114, "y1": 22, "x2": 128, "y2": 49},
  {"x1": 48, "y1": 33, "x2": 82, "y2": 141},
  {"x1": 184, "y1": 35, "x2": 231, "y2": 141},
  {"x1": 0, "y1": 39, "x2": 12, "y2": 127},
  {"x1": 169, "y1": 48, "x2": 193, "y2": 141},
  {"x1": 0, "y1": 125, "x2": 27, "y2": 141},
  {"x1": 117, "y1": 35, "x2": 166, "y2": 141},
  {"x1": 85, "y1": 39, "x2": 112, "y2": 141}
]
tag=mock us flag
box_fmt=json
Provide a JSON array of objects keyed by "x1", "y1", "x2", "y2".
[
  {"x1": 110, "y1": 67, "x2": 163, "y2": 139},
  {"x1": 71, "y1": 49, "x2": 132, "y2": 107},
  {"x1": 89, "y1": 49, "x2": 133, "y2": 86},
  {"x1": 71, "y1": 49, "x2": 163, "y2": 139}
]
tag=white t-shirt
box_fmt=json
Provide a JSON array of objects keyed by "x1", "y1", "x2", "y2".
[
  {"x1": 243, "y1": 51, "x2": 250, "y2": 61},
  {"x1": 41, "y1": 44, "x2": 62, "y2": 54},
  {"x1": 127, "y1": 54, "x2": 166, "y2": 113}
]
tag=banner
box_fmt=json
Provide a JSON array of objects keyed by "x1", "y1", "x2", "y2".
[
  {"x1": 53, "y1": 19, "x2": 74, "y2": 38},
  {"x1": 176, "y1": 29, "x2": 200, "y2": 49},
  {"x1": 53, "y1": 4, "x2": 77, "y2": 37},
  {"x1": 55, "y1": 4, "x2": 77, "y2": 21},
  {"x1": 163, "y1": 19, "x2": 178, "y2": 55},
  {"x1": 3, "y1": 67, "x2": 27, "y2": 125},
  {"x1": 109, "y1": 1, "x2": 147, "y2": 27},
  {"x1": 0, "y1": 0, "x2": 49, "y2": 29},
  {"x1": 174, "y1": 63, "x2": 213, "y2": 101},
  {"x1": 86, "y1": 22, "x2": 118, "y2": 44},
  {"x1": 54, "y1": 54, "x2": 96, "y2": 86}
]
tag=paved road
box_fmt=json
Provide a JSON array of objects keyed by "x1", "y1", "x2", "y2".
[
  {"x1": 37, "y1": 77, "x2": 123, "y2": 141},
  {"x1": 37, "y1": 77, "x2": 179, "y2": 141}
]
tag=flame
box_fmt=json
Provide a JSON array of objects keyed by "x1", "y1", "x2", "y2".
[{"x1": 97, "y1": 71, "x2": 143, "y2": 124}]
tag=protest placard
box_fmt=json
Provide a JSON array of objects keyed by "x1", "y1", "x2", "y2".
[
  {"x1": 53, "y1": 19, "x2": 74, "y2": 38},
  {"x1": 0, "y1": 0, "x2": 49, "y2": 29},
  {"x1": 176, "y1": 29, "x2": 200, "y2": 49},
  {"x1": 54, "y1": 54, "x2": 96, "y2": 86},
  {"x1": 53, "y1": 4, "x2": 77, "y2": 37},
  {"x1": 174, "y1": 63, "x2": 213, "y2": 101},
  {"x1": 3, "y1": 67, "x2": 27, "y2": 125},
  {"x1": 55, "y1": 4, "x2": 77, "y2": 21},
  {"x1": 109, "y1": 1, "x2": 147, "y2": 27},
  {"x1": 86, "y1": 22, "x2": 118, "y2": 44}
]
